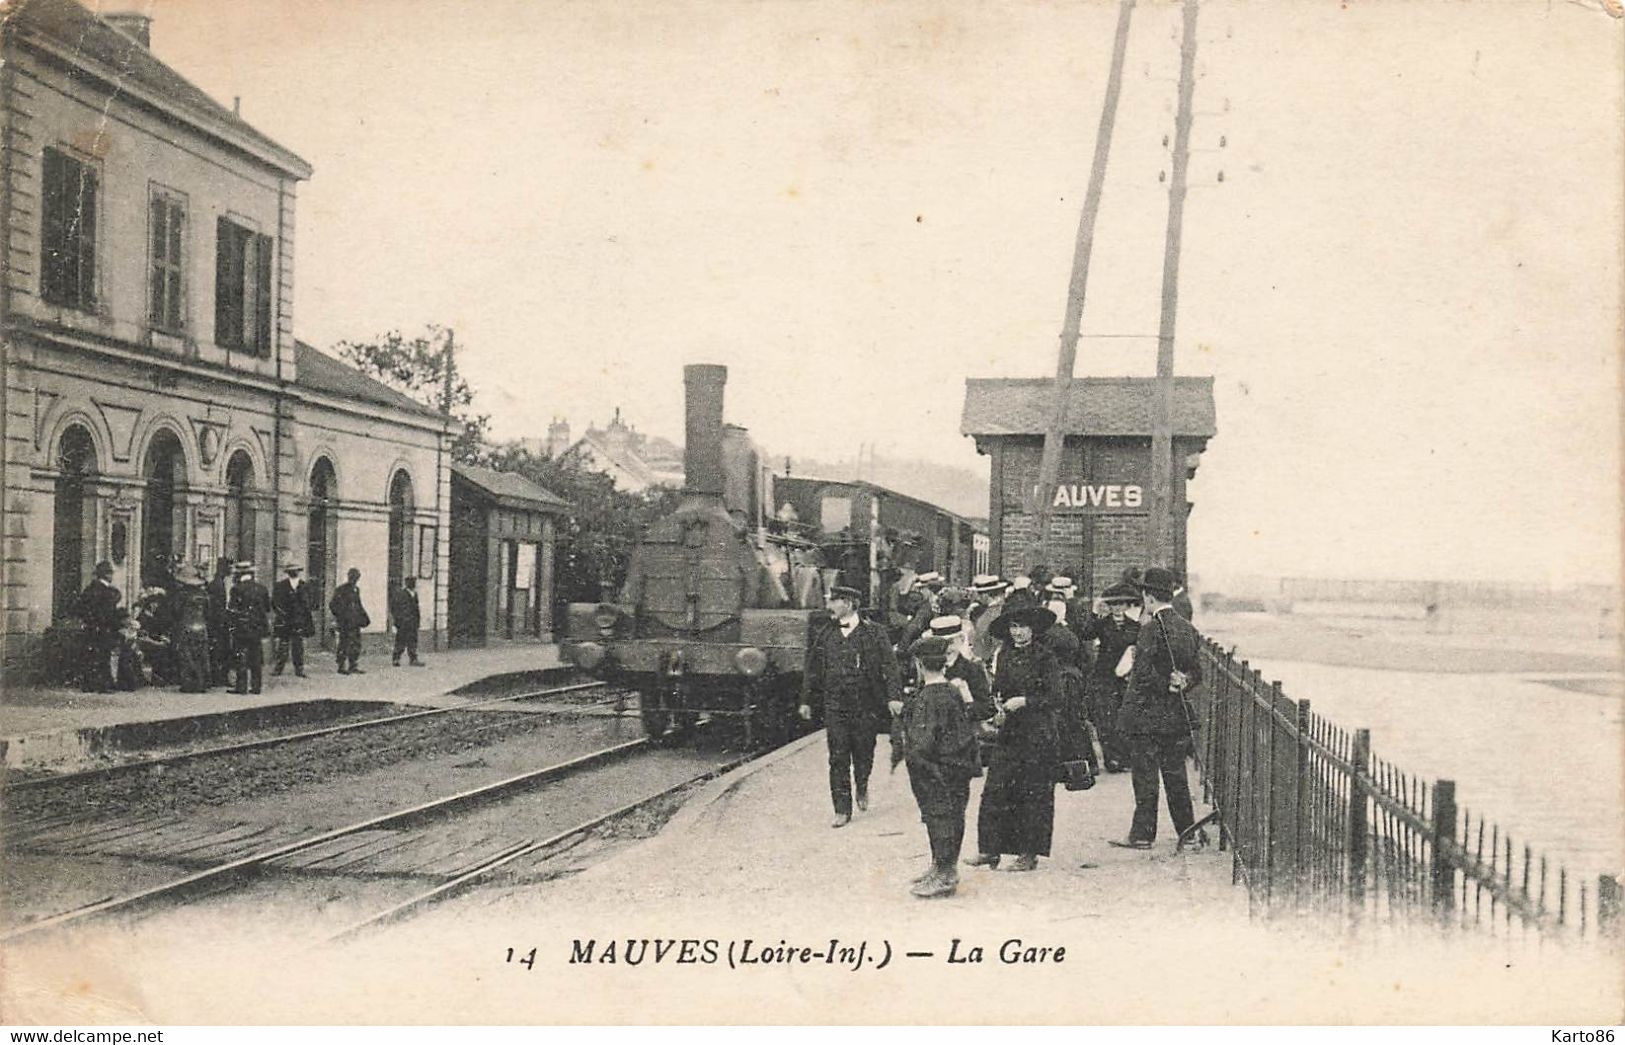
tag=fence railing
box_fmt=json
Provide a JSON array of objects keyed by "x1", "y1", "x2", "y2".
[{"x1": 1192, "y1": 639, "x2": 1621, "y2": 942}]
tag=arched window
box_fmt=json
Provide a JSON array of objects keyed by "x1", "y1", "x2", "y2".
[
  {"x1": 141, "y1": 429, "x2": 185, "y2": 587},
  {"x1": 52, "y1": 425, "x2": 97, "y2": 617},
  {"x1": 387, "y1": 469, "x2": 414, "y2": 608},
  {"x1": 223, "y1": 450, "x2": 256, "y2": 565},
  {"x1": 307, "y1": 458, "x2": 337, "y2": 638}
]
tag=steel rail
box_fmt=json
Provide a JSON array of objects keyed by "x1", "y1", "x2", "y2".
[
  {"x1": 1, "y1": 737, "x2": 650, "y2": 942},
  {"x1": 5, "y1": 680, "x2": 613, "y2": 794},
  {"x1": 326, "y1": 746, "x2": 760, "y2": 942}
]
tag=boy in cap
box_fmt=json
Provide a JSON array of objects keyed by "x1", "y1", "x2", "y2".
[
  {"x1": 893, "y1": 634, "x2": 980, "y2": 898},
  {"x1": 800, "y1": 584, "x2": 901, "y2": 828}
]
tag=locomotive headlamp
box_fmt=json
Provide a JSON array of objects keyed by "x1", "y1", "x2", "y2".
[
  {"x1": 734, "y1": 646, "x2": 768, "y2": 677},
  {"x1": 572, "y1": 641, "x2": 606, "y2": 670}
]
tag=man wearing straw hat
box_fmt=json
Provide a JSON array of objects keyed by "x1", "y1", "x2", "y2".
[
  {"x1": 1112, "y1": 567, "x2": 1205, "y2": 850},
  {"x1": 800, "y1": 584, "x2": 901, "y2": 828}
]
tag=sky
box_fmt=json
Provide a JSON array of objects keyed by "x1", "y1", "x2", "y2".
[{"x1": 131, "y1": 0, "x2": 1623, "y2": 584}]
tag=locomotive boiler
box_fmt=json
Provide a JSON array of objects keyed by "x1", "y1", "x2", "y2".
[{"x1": 559, "y1": 365, "x2": 825, "y2": 744}]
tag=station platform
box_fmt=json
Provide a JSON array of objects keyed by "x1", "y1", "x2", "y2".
[
  {"x1": 311, "y1": 727, "x2": 1616, "y2": 1025},
  {"x1": 0, "y1": 642, "x2": 561, "y2": 769}
]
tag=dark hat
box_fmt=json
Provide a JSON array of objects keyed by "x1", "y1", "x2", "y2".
[
  {"x1": 347, "y1": 567, "x2": 362, "y2": 580},
  {"x1": 1102, "y1": 581, "x2": 1140, "y2": 604},
  {"x1": 94, "y1": 560, "x2": 115, "y2": 578},
  {"x1": 909, "y1": 635, "x2": 951, "y2": 660},
  {"x1": 1136, "y1": 566, "x2": 1178, "y2": 597},
  {"x1": 1003, "y1": 588, "x2": 1042, "y2": 613},
  {"x1": 827, "y1": 584, "x2": 863, "y2": 604},
  {"x1": 989, "y1": 602, "x2": 1056, "y2": 642}
]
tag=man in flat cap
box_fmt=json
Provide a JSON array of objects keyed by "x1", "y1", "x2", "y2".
[
  {"x1": 330, "y1": 567, "x2": 370, "y2": 675},
  {"x1": 272, "y1": 562, "x2": 315, "y2": 677},
  {"x1": 800, "y1": 584, "x2": 901, "y2": 828}
]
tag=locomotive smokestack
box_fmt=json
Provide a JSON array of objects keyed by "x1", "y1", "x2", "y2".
[{"x1": 683, "y1": 364, "x2": 728, "y2": 498}]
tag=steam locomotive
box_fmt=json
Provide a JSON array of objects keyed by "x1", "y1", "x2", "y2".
[{"x1": 558, "y1": 365, "x2": 826, "y2": 745}]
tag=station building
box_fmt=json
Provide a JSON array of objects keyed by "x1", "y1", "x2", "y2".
[
  {"x1": 0, "y1": 0, "x2": 454, "y2": 662},
  {"x1": 960, "y1": 377, "x2": 1217, "y2": 594}
]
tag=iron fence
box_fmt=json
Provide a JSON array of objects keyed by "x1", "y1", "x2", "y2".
[{"x1": 1191, "y1": 638, "x2": 1621, "y2": 942}]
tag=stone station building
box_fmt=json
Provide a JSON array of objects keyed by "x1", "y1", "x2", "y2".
[{"x1": 0, "y1": 0, "x2": 454, "y2": 662}]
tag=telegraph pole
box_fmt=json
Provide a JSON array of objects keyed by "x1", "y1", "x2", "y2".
[
  {"x1": 1148, "y1": 0, "x2": 1200, "y2": 569},
  {"x1": 1029, "y1": 0, "x2": 1137, "y2": 571}
]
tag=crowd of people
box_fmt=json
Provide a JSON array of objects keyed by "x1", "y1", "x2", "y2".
[
  {"x1": 70, "y1": 558, "x2": 430, "y2": 695},
  {"x1": 800, "y1": 562, "x2": 1204, "y2": 899}
]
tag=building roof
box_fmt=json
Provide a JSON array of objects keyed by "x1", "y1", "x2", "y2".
[
  {"x1": 5, "y1": 0, "x2": 312, "y2": 178},
  {"x1": 450, "y1": 462, "x2": 571, "y2": 513},
  {"x1": 294, "y1": 341, "x2": 446, "y2": 421},
  {"x1": 960, "y1": 377, "x2": 1217, "y2": 439}
]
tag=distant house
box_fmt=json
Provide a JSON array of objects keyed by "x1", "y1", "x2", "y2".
[{"x1": 519, "y1": 409, "x2": 684, "y2": 494}]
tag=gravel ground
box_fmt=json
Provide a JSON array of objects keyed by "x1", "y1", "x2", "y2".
[{"x1": 1, "y1": 695, "x2": 631, "y2": 826}]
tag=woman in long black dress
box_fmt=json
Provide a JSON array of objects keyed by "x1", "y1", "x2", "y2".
[{"x1": 964, "y1": 600, "x2": 1062, "y2": 872}]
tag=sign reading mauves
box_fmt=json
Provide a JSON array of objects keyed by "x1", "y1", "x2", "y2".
[{"x1": 1025, "y1": 482, "x2": 1146, "y2": 515}]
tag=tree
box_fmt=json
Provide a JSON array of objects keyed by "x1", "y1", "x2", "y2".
[{"x1": 332, "y1": 326, "x2": 491, "y2": 463}]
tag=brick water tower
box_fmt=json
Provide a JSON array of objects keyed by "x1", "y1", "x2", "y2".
[{"x1": 960, "y1": 376, "x2": 1216, "y2": 596}]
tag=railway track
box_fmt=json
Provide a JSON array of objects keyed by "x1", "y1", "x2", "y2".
[
  {"x1": 4, "y1": 732, "x2": 724, "y2": 943},
  {"x1": 5, "y1": 678, "x2": 620, "y2": 795},
  {"x1": 326, "y1": 745, "x2": 758, "y2": 942}
]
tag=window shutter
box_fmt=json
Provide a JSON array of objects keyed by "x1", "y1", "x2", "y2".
[
  {"x1": 149, "y1": 195, "x2": 166, "y2": 325},
  {"x1": 42, "y1": 150, "x2": 66, "y2": 303},
  {"x1": 253, "y1": 233, "x2": 274, "y2": 356},
  {"x1": 168, "y1": 203, "x2": 186, "y2": 329},
  {"x1": 76, "y1": 165, "x2": 96, "y2": 307},
  {"x1": 215, "y1": 216, "x2": 239, "y2": 346}
]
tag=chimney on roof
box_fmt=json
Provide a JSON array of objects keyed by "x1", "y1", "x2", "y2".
[
  {"x1": 546, "y1": 418, "x2": 571, "y2": 458},
  {"x1": 102, "y1": 11, "x2": 152, "y2": 48}
]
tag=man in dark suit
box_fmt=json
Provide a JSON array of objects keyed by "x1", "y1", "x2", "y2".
[
  {"x1": 228, "y1": 561, "x2": 272, "y2": 695},
  {"x1": 330, "y1": 567, "x2": 369, "y2": 674},
  {"x1": 272, "y1": 562, "x2": 315, "y2": 677},
  {"x1": 206, "y1": 556, "x2": 234, "y2": 686},
  {"x1": 1113, "y1": 566, "x2": 1206, "y2": 849},
  {"x1": 799, "y1": 585, "x2": 901, "y2": 828},
  {"x1": 75, "y1": 560, "x2": 122, "y2": 693},
  {"x1": 389, "y1": 575, "x2": 425, "y2": 667}
]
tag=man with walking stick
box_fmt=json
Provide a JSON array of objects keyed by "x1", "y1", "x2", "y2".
[{"x1": 1110, "y1": 566, "x2": 1204, "y2": 850}]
